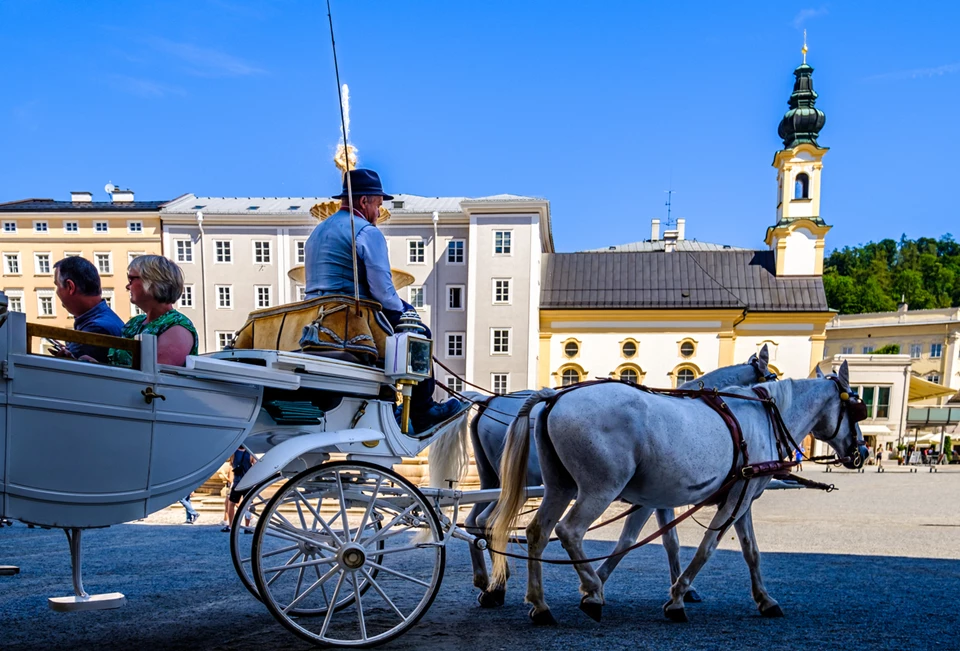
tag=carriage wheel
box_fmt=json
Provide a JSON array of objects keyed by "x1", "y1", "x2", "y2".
[
  {"x1": 235, "y1": 474, "x2": 384, "y2": 616},
  {"x1": 252, "y1": 461, "x2": 445, "y2": 648}
]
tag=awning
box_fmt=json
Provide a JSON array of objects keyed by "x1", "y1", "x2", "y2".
[
  {"x1": 859, "y1": 424, "x2": 893, "y2": 435},
  {"x1": 908, "y1": 376, "x2": 958, "y2": 402}
]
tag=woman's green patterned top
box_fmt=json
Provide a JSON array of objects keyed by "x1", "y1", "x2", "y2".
[{"x1": 108, "y1": 309, "x2": 199, "y2": 367}]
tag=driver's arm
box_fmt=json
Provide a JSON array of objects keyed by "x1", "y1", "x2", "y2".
[{"x1": 356, "y1": 227, "x2": 404, "y2": 312}]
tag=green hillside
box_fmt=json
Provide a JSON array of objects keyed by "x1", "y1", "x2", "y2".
[{"x1": 823, "y1": 235, "x2": 960, "y2": 314}]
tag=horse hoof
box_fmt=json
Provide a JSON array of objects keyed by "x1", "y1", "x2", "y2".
[
  {"x1": 579, "y1": 600, "x2": 603, "y2": 623},
  {"x1": 663, "y1": 602, "x2": 688, "y2": 623},
  {"x1": 477, "y1": 588, "x2": 505, "y2": 609},
  {"x1": 529, "y1": 607, "x2": 558, "y2": 626},
  {"x1": 761, "y1": 603, "x2": 784, "y2": 618},
  {"x1": 684, "y1": 589, "x2": 703, "y2": 603}
]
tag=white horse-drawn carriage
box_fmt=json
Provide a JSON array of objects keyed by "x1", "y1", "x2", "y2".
[{"x1": 0, "y1": 286, "x2": 865, "y2": 647}]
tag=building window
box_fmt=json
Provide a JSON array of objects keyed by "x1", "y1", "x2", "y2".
[
  {"x1": 927, "y1": 374, "x2": 941, "y2": 385},
  {"x1": 176, "y1": 240, "x2": 193, "y2": 263},
  {"x1": 492, "y1": 328, "x2": 510, "y2": 354},
  {"x1": 862, "y1": 346, "x2": 874, "y2": 354},
  {"x1": 564, "y1": 341, "x2": 579, "y2": 358},
  {"x1": 794, "y1": 173, "x2": 809, "y2": 199},
  {"x1": 132, "y1": 304, "x2": 145, "y2": 317},
  {"x1": 296, "y1": 240, "x2": 306, "y2": 264},
  {"x1": 446, "y1": 333, "x2": 464, "y2": 358},
  {"x1": 448, "y1": 285, "x2": 464, "y2": 310},
  {"x1": 679, "y1": 340, "x2": 696, "y2": 358},
  {"x1": 216, "y1": 332, "x2": 235, "y2": 351},
  {"x1": 102, "y1": 291, "x2": 114, "y2": 309},
  {"x1": 446, "y1": 376, "x2": 465, "y2": 394},
  {"x1": 676, "y1": 368, "x2": 697, "y2": 385},
  {"x1": 35, "y1": 253, "x2": 52, "y2": 275},
  {"x1": 492, "y1": 373, "x2": 509, "y2": 395},
  {"x1": 408, "y1": 239, "x2": 425, "y2": 264},
  {"x1": 622, "y1": 341, "x2": 638, "y2": 358},
  {"x1": 7, "y1": 293, "x2": 23, "y2": 312},
  {"x1": 94, "y1": 252, "x2": 112, "y2": 274},
  {"x1": 255, "y1": 285, "x2": 272, "y2": 308},
  {"x1": 409, "y1": 286, "x2": 424, "y2": 309},
  {"x1": 620, "y1": 368, "x2": 639, "y2": 383},
  {"x1": 38, "y1": 293, "x2": 55, "y2": 316},
  {"x1": 494, "y1": 231, "x2": 512, "y2": 255},
  {"x1": 128, "y1": 221, "x2": 143, "y2": 233},
  {"x1": 493, "y1": 278, "x2": 511, "y2": 305},
  {"x1": 297, "y1": 286, "x2": 306, "y2": 301},
  {"x1": 64, "y1": 221, "x2": 78, "y2": 233},
  {"x1": 561, "y1": 368, "x2": 581, "y2": 386},
  {"x1": 34, "y1": 221, "x2": 48, "y2": 233},
  {"x1": 253, "y1": 241, "x2": 272, "y2": 264},
  {"x1": 217, "y1": 285, "x2": 233, "y2": 309},
  {"x1": 3, "y1": 253, "x2": 20, "y2": 275},
  {"x1": 447, "y1": 240, "x2": 464, "y2": 264},
  {"x1": 94, "y1": 221, "x2": 108, "y2": 233},
  {"x1": 910, "y1": 343, "x2": 922, "y2": 359},
  {"x1": 179, "y1": 285, "x2": 194, "y2": 309},
  {"x1": 841, "y1": 346, "x2": 854, "y2": 355},
  {"x1": 2, "y1": 222, "x2": 15, "y2": 233},
  {"x1": 214, "y1": 240, "x2": 232, "y2": 263},
  {"x1": 930, "y1": 343, "x2": 942, "y2": 358}
]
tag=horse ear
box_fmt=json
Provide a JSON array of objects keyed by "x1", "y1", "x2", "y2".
[
  {"x1": 839, "y1": 360, "x2": 850, "y2": 386},
  {"x1": 815, "y1": 365, "x2": 825, "y2": 378},
  {"x1": 759, "y1": 344, "x2": 769, "y2": 363}
]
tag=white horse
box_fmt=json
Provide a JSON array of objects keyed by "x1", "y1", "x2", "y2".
[
  {"x1": 462, "y1": 348, "x2": 775, "y2": 607},
  {"x1": 489, "y1": 361, "x2": 866, "y2": 625}
]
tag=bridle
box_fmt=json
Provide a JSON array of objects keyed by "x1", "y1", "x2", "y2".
[
  {"x1": 822, "y1": 375, "x2": 868, "y2": 443},
  {"x1": 748, "y1": 354, "x2": 779, "y2": 382}
]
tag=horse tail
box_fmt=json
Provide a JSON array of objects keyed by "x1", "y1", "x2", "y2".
[{"x1": 489, "y1": 387, "x2": 557, "y2": 587}]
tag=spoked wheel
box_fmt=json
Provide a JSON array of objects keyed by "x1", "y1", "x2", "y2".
[
  {"x1": 252, "y1": 461, "x2": 446, "y2": 648},
  {"x1": 233, "y1": 474, "x2": 382, "y2": 615}
]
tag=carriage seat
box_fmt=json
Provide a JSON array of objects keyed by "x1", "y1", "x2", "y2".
[{"x1": 231, "y1": 295, "x2": 393, "y2": 367}]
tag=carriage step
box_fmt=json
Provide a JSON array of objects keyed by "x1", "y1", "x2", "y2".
[
  {"x1": 49, "y1": 592, "x2": 126, "y2": 612},
  {"x1": 0, "y1": 565, "x2": 20, "y2": 576}
]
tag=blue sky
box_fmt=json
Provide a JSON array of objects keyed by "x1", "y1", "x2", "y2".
[{"x1": 1, "y1": 1, "x2": 957, "y2": 254}]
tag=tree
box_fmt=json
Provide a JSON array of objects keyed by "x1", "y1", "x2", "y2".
[{"x1": 873, "y1": 344, "x2": 901, "y2": 354}]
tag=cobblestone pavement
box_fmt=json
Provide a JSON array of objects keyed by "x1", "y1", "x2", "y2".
[{"x1": 1, "y1": 469, "x2": 958, "y2": 650}]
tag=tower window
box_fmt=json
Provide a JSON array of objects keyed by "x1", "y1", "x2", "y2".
[{"x1": 794, "y1": 173, "x2": 809, "y2": 200}]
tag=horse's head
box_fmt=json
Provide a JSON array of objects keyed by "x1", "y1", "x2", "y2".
[
  {"x1": 811, "y1": 361, "x2": 868, "y2": 469},
  {"x1": 747, "y1": 344, "x2": 778, "y2": 383}
]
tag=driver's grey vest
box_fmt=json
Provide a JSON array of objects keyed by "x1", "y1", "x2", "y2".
[{"x1": 304, "y1": 210, "x2": 372, "y2": 300}]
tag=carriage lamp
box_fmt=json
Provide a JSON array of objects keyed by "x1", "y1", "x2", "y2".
[{"x1": 385, "y1": 312, "x2": 433, "y2": 433}]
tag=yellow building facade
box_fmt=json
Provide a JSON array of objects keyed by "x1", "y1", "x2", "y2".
[{"x1": 0, "y1": 192, "x2": 168, "y2": 351}]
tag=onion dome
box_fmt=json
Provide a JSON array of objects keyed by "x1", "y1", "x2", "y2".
[{"x1": 777, "y1": 62, "x2": 826, "y2": 149}]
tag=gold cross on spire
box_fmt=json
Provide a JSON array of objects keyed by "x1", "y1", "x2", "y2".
[{"x1": 802, "y1": 29, "x2": 808, "y2": 64}]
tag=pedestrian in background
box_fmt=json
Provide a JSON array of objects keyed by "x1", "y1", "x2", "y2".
[
  {"x1": 179, "y1": 494, "x2": 200, "y2": 524},
  {"x1": 222, "y1": 446, "x2": 257, "y2": 533},
  {"x1": 794, "y1": 447, "x2": 803, "y2": 471}
]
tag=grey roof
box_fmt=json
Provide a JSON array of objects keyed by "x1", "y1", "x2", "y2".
[
  {"x1": 0, "y1": 198, "x2": 170, "y2": 212},
  {"x1": 583, "y1": 240, "x2": 751, "y2": 253},
  {"x1": 160, "y1": 193, "x2": 540, "y2": 216},
  {"x1": 541, "y1": 250, "x2": 828, "y2": 312}
]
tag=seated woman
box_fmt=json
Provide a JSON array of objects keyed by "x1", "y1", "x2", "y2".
[{"x1": 105, "y1": 255, "x2": 198, "y2": 367}]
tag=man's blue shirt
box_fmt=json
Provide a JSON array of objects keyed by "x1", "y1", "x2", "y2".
[{"x1": 68, "y1": 299, "x2": 125, "y2": 363}]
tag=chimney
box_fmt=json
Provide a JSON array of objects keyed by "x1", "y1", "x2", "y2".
[
  {"x1": 663, "y1": 229, "x2": 679, "y2": 253},
  {"x1": 677, "y1": 218, "x2": 685, "y2": 241},
  {"x1": 71, "y1": 191, "x2": 92, "y2": 203},
  {"x1": 651, "y1": 219, "x2": 660, "y2": 241},
  {"x1": 111, "y1": 188, "x2": 135, "y2": 203}
]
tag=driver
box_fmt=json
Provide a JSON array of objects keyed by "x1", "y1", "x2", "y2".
[{"x1": 304, "y1": 168, "x2": 461, "y2": 432}]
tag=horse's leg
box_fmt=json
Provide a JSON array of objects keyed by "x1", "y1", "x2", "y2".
[
  {"x1": 465, "y1": 501, "x2": 492, "y2": 591},
  {"x1": 733, "y1": 507, "x2": 782, "y2": 617},
  {"x1": 655, "y1": 508, "x2": 702, "y2": 603},
  {"x1": 475, "y1": 501, "x2": 508, "y2": 607},
  {"x1": 554, "y1": 492, "x2": 619, "y2": 622},
  {"x1": 663, "y1": 484, "x2": 754, "y2": 622},
  {"x1": 525, "y1": 488, "x2": 572, "y2": 625},
  {"x1": 596, "y1": 506, "x2": 653, "y2": 584}
]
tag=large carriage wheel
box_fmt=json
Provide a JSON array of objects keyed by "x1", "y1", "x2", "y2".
[
  {"x1": 252, "y1": 461, "x2": 445, "y2": 648},
  {"x1": 232, "y1": 474, "x2": 382, "y2": 615}
]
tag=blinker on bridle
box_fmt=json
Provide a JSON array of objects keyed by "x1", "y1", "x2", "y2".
[{"x1": 823, "y1": 375, "x2": 868, "y2": 442}]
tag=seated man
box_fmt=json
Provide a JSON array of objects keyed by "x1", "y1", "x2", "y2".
[
  {"x1": 305, "y1": 168, "x2": 461, "y2": 432},
  {"x1": 52, "y1": 256, "x2": 124, "y2": 363}
]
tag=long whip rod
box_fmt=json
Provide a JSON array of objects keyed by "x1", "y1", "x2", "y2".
[{"x1": 326, "y1": 0, "x2": 362, "y2": 315}]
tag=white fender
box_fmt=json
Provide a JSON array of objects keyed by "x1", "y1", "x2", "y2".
[{"x1": 235, "y1": 428, "x2": 385, "y2": 492}]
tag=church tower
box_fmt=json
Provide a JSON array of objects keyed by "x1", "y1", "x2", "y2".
[{"x1": 766, "y1": 39, "x2": 831, "y2": 276}]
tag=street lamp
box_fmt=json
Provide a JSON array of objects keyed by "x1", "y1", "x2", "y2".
[{"x1": 196, "y1": 211, "x2": 209, "y2": 353}]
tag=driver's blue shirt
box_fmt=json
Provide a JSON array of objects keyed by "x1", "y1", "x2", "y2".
[
  {"x1": 68, "y1": 299, "x2": 124, "y2": 363},
  {"x1": 304, "y1": 209, "x2": 403, "y2": 313}
]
